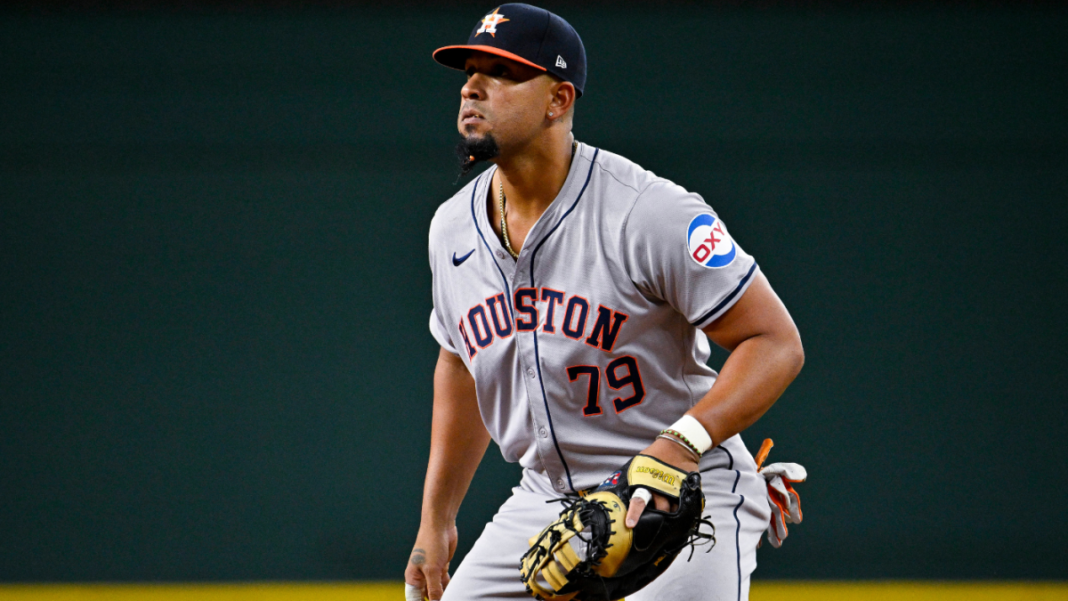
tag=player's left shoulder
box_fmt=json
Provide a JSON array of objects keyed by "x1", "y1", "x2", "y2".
[
  {"x1": 587, "y1": 146, "x2": 664, "y2": 198},
  {"x1": 587, "y1": 146, "x2": 703, "y2": 215},
  {"x1": 596, "y1": 151, "x2": 750, "y2": 272}
]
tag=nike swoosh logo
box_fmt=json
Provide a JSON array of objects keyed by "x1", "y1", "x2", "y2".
[{"x1": 452, "y1": 249, "x2": 475, "y2": 266}]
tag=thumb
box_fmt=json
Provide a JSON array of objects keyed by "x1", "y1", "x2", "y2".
[{"x1": 626, "y1": 488, "x2": 652, "y2": 528}]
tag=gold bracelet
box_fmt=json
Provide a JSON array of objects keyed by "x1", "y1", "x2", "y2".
[{"x1": 656, "y1": 433, "x2": 701, "y2": 463}]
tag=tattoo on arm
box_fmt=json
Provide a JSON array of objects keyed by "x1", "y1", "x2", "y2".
[{"x1": 410, "y1": 548, "x2": 427, "y2": 566}]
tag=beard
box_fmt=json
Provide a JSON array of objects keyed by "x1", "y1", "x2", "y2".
[{"x1": 455, "y1": 133, "x2": 501, "y2": 180}]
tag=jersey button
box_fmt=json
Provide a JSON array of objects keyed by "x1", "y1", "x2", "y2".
[
  {"x1": 496, "y1": 250, "x2": 506, "y2": 259},
  {"x1": 538, "y1": 427, "x2": 548, "y2": 438},
  {"x1": 556, "y1": 479, "x2": 565, "y2": 489},
  {"x1": 526, "y1": 367, "x2": 535, "y2": 379}
]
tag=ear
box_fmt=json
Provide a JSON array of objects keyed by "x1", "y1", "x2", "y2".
[{"x1": 547, "y1": 80, "x2": 576, "y2": 121}]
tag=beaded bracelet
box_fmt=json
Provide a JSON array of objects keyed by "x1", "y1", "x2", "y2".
[
  {"x1": 660, "y1": 428, "x2": 703, "y2": 458},
  {"x1": 657, "y1": 432, "x2": 701, "y2": 463}
]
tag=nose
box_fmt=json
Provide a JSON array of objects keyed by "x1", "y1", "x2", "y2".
[{"x1": 461, "y1": 74, "x2": 486, "y2": 101}]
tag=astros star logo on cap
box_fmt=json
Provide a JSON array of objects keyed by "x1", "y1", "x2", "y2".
[
  {"x1": 433, "y1": 4, "x2": 587, "y2": 96},
  {"x1": 476, "y1": 7, "x2": 510, "y2": 37}
]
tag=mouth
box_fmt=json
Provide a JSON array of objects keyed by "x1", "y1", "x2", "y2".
[{"x1": 461, "y1": 108, "x2": 486, "y2": 125}]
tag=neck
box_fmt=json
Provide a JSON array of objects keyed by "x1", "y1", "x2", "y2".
[{"x1": 494, "y1": 132, "x2": 576, "y2": 220}]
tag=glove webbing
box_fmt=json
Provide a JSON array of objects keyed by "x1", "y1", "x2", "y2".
[{"x1": 522, "y1": 499, "x2": 603, "y2": 597}]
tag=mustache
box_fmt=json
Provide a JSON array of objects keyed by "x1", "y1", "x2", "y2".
[{"x1": 455, "y1": 133, "x2": 501, "y2": 181}]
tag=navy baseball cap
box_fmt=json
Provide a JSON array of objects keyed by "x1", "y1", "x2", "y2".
[{"x1": 433, "y1": 3, "x2": 587, "y2": 97}]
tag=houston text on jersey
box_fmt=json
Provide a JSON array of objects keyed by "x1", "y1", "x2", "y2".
[{"x1": 457, "y1": 287, "x2": 629, "y2": 360}]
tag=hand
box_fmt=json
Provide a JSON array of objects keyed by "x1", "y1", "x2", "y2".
[
  {"x1": 625, "y1": 437, "x2": 699, "y2": 528},
  {"x1": 404, "y1": 523, "x2": 458, "y2": 601}
]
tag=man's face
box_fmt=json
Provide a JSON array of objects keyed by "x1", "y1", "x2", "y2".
[{"x1": 457, "y1": 52, "x2": 554, "y2": 150}]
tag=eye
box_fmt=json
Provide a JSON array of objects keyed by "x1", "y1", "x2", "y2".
[{"x1": 491, "y1": 65, "x2": 509, "y2": 78}]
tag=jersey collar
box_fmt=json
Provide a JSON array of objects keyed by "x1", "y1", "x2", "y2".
[{"x1": 476, "y1": 141, "x2": 593, "y2": 269}]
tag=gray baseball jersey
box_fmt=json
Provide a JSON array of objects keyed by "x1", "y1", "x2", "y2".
[{"x1": 428, "y1": 141, "x2": 759, "y2": 494}]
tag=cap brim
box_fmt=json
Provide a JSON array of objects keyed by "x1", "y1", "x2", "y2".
[{"x1": 432, "y1": 45, "x2": 547, "y2": 72}]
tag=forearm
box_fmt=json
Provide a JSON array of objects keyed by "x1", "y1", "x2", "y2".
[
  {"x1": 420, "y1": 349, "x2": 492, "y2": 528},
  {"x1": 421, "y1": 422, "x2": 490, "y2": 527},
  {"x1": 688, "y1": 330, "x2": 804, "y2": 447}
]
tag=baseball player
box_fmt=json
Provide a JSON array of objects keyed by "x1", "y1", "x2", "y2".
[{"x1": 405, "y1": 4, "x2": 805, "y2": 600}]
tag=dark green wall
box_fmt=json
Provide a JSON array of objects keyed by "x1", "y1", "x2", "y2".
[{"x1": 1, "y1": 4, "x2": 1066, "y2": 581}]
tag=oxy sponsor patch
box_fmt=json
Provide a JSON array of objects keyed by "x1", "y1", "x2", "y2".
[{"x1": 686, "y1": 213, "x2": 736, "y2": 268}]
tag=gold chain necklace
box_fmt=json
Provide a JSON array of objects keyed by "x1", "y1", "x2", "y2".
[
  {"x1": 499, "y1": 181, "x2": 520, "y2": 259},
  {"x1": 499, "y1": 141, "x2": 577, "y2": 260}
]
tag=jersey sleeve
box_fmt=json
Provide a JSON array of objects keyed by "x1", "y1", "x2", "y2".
[
  {"x1": 427, "y1": 205, "x2": 461, "y2": 356},
  {"x1": 429, "y1": 307, "x2": 459, "y2": 355},
  {"x1": 622, "y1": 180, "x2": 759, "y2": 329}
]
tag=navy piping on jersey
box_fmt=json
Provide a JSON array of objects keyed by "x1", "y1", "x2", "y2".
[
  {"x1": 720, "y1": 445, "x2": 745, "y2": 601},
  {"x1": 527, "y1": 149, "x2": 600, "y2": 493},
  {"x1": 720, "y1": 445, "x2": 735, "y2": 470},
  {"x1": 732, "y1": 485, "x2": 745, "y2": 601},
  {"x1": 691, "y1": 262, "x2": 759, "y2": 328},
  {"x1": 469, "y1": 172, "x2": 515, "y2": 319}
]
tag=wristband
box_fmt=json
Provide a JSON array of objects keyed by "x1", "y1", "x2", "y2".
[{"x1": 666, "y1": 415, "x2": 714, "y2": 454}]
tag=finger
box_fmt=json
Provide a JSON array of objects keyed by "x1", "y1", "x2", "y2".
[
  {"x1": 653, "y1": 493, "x2": 672, "y2": 512},
  {"x1": 626, "y1": 488, "x2": 652, "y2": 528},
  {"x1": 403, "y1": 565, "x2": 425, "y2": 589},
  {"x1": 404, "y1": 582, "x2": 425, "y2": 601},
  {"x1": 426, "y1": 568, "x2": 445, "y2": 601}
]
